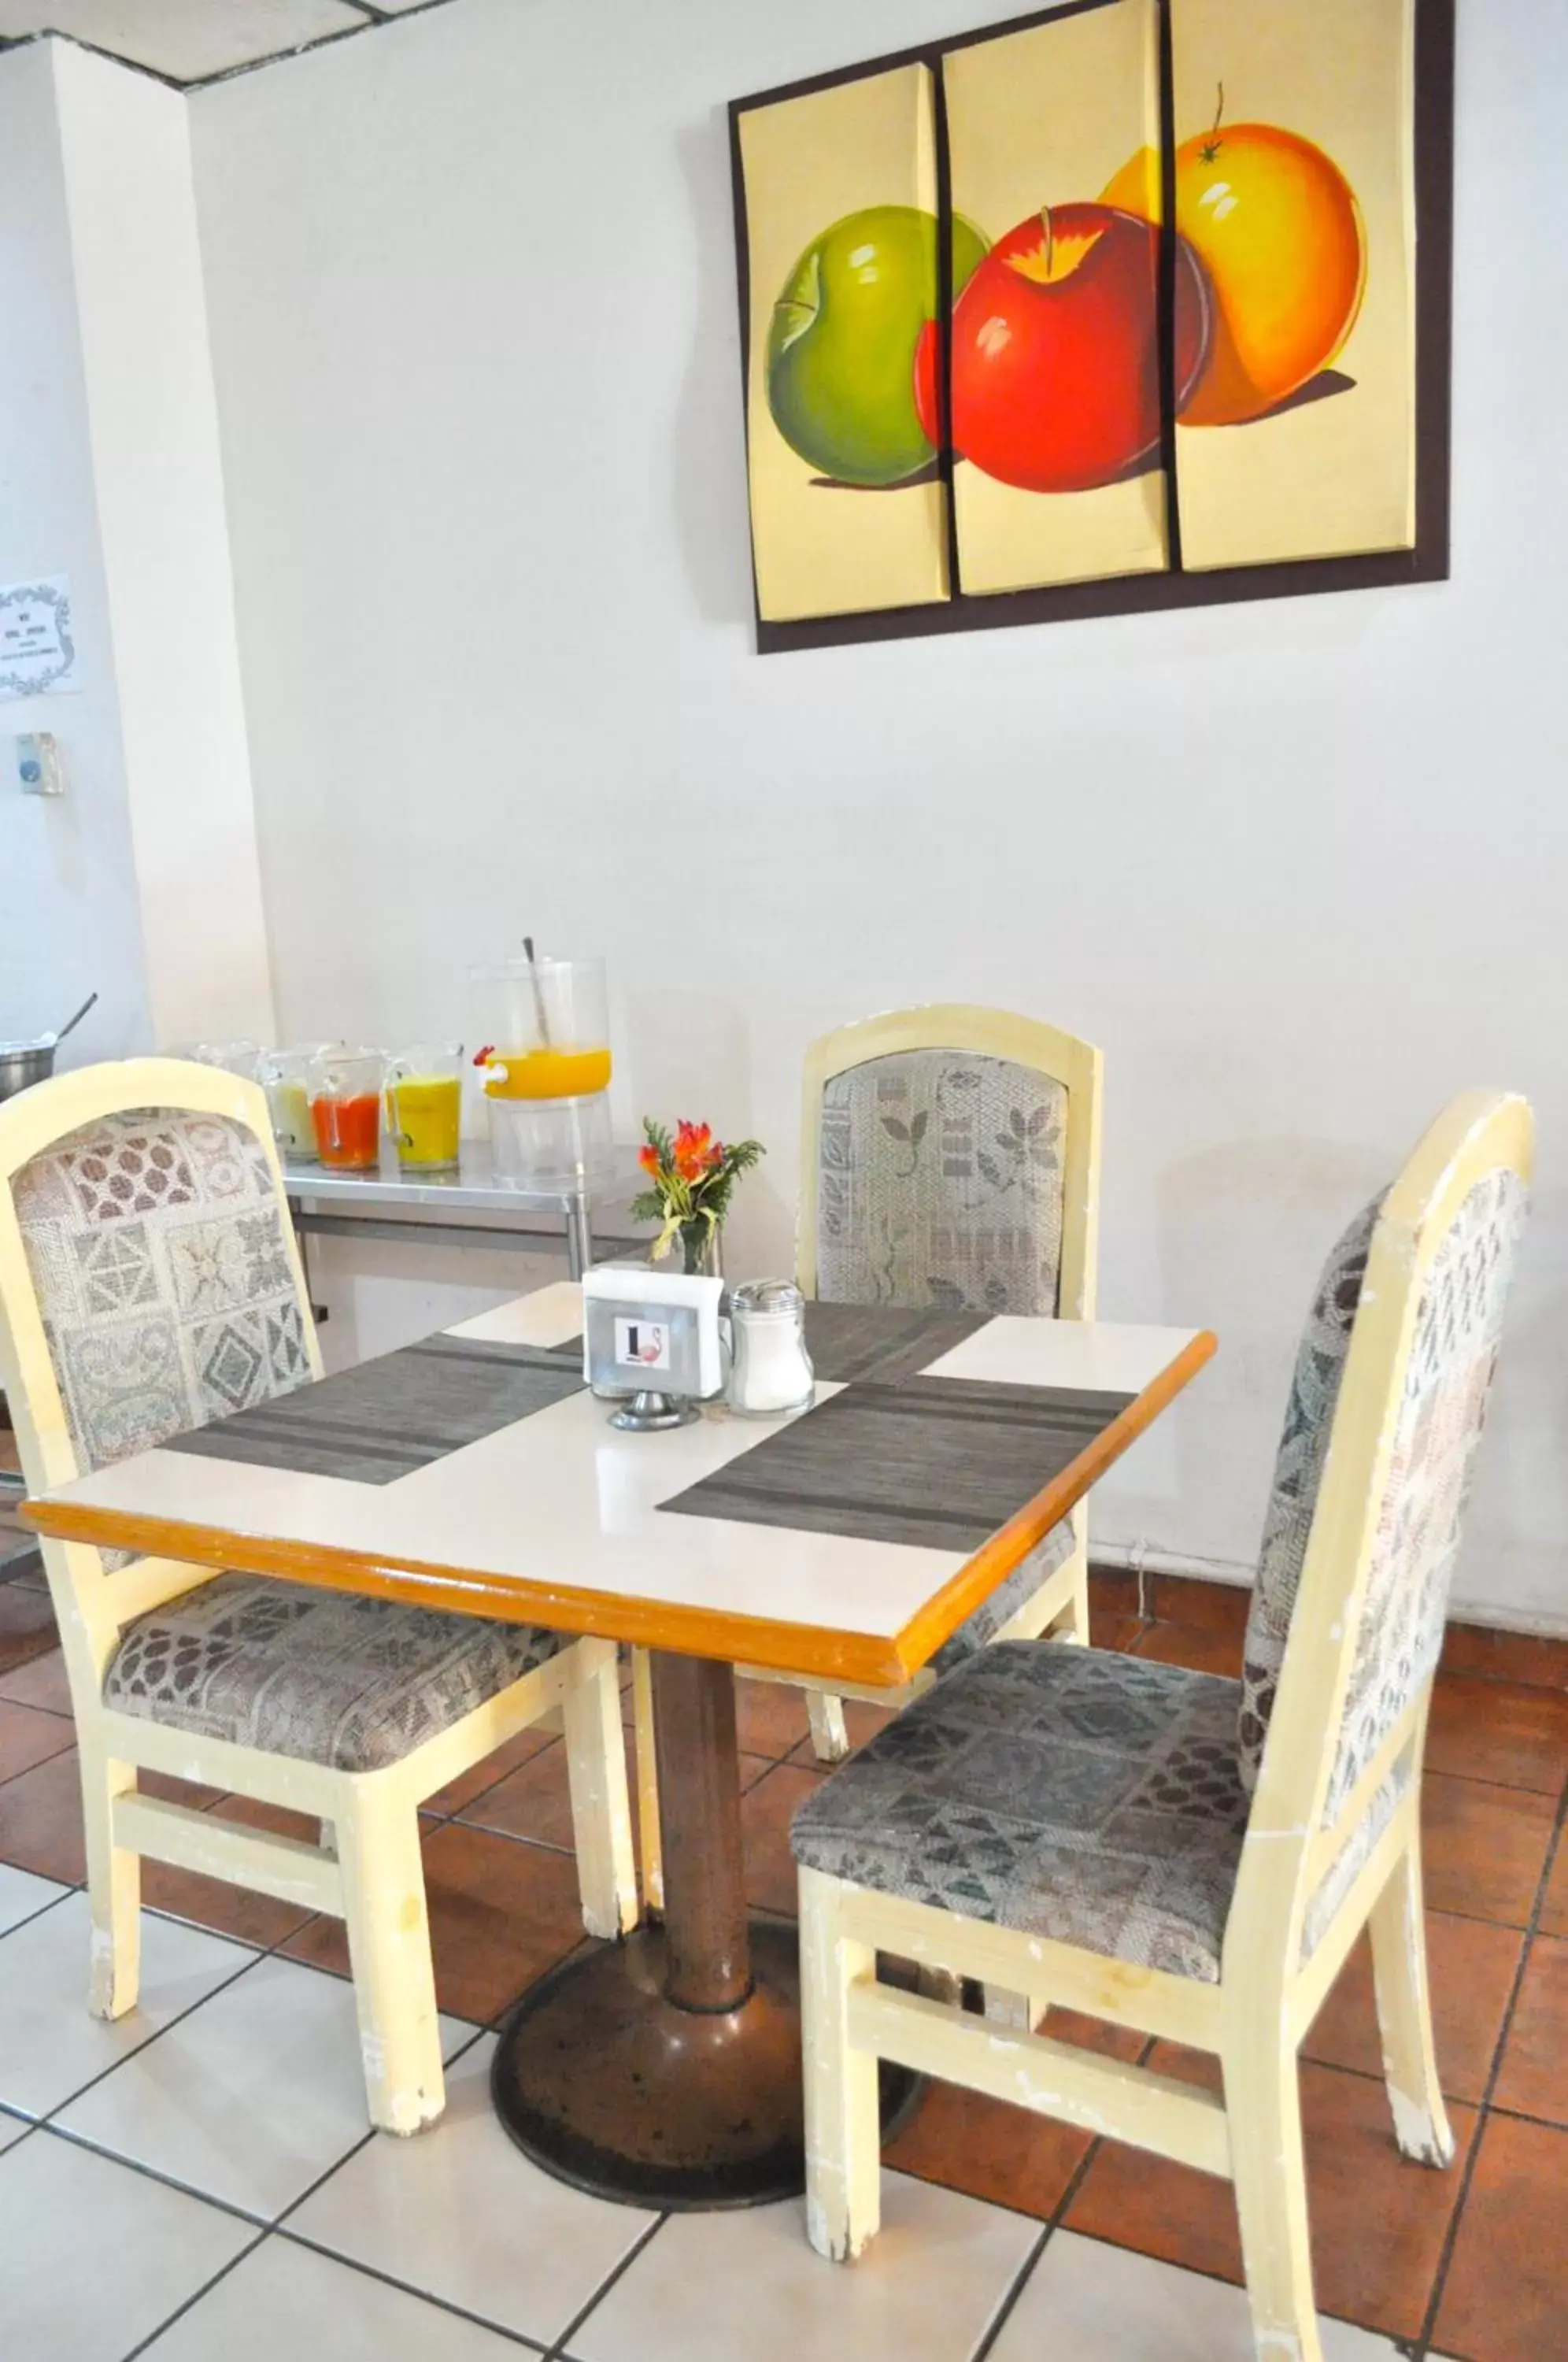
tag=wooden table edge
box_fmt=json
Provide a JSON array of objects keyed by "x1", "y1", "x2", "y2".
[{"x1": 22, "y1": 1328, "x2": 1217, "y2": 1691}]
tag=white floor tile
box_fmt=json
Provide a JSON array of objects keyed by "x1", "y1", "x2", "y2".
[
  {"x1": 987, "y1": 2231, "x2": 1400, "y2": 2360},
  {"x1": 569, "y1": 2169, "x2": 1038, "y2": 2362},
  {"x1": 0, "y1": 1893, "x2": 253, "y2": 2118},
  {"x1": 57, "y1": 1951, "x2": 476, "y2": 2219},
  {"x1": 288, "y1": 2031, "x2": 653, "y2": 2346},
  {"x1": 0, "y1": 1860, "x2": 67, "y2": 1935},
  {"x1": 141, "y1": 2233, "x2": 531, "y2": 2360},
  {"x1": 0, "y1": 2125, "x2": 254, "y2": 2361}
]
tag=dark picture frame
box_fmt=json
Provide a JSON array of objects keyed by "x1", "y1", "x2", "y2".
[{"x1": 728, "y1": 0, "x2": 1454, "y2": 655}]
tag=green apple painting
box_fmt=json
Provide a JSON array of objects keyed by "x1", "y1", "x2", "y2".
[
  {"x1": 738, "y1": 63, "x2": 958, "y2": 624},
  {"x1": 765, "y1": 205, "x2": 988, "y2": 489}
]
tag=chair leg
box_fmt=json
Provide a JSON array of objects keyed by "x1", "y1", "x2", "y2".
[
  {"x1": 807, "y1": 1691, "x2": 852, "y2": 1764},
  {"x1": 80, "y1": 1744, "x2": 140, "y2": 2020},
  {"x1": 337, "y1": 1779, "x2": 444, "y2": 2136},
  {"x1": 631, "y1": 1646, "x2": 664, "y2": 1918},
  {"x1": 563, "y1": 1646, "x2": 638, "y2": 1939},
  {"x1": 1369, "y1": 1837, "x2": 1455, "y2": 2166},
  {"x1": 799, "y1": 1865, "x2": 881, "y2": 2262},
  {"x1": 1224, "y1": 2032, "x2": 1323, "y2": 2362}
]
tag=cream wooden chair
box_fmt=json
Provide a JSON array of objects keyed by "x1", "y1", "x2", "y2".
[
  {"x1": 0, "y1": 1058, "x2": 636, "y2": 2136},
  {"x1": 631, "y1": 1005, "x2": 1103, "y2": 1912},
  {"x1": 791, "y1": 1089, "x2": 1531, "y2": 2362}
]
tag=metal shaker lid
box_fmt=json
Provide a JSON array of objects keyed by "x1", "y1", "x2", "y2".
[{"x1": 730, "y1": 1279, "x2": 805, "y2": 1316}]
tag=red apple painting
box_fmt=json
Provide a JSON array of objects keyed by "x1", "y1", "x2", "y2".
[{"x1": 920, "y1": 202, "x2": 1210, "y2": 492}]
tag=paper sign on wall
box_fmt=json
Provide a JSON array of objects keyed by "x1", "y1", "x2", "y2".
[{"x1": 0, "y1": 576, "x2": 78, "y2": 699}]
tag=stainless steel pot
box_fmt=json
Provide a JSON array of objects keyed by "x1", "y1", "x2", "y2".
[{"x1": 0, "y1": 992, "x2": 98, "y2": 1104}]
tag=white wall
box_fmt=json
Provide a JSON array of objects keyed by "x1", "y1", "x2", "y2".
[
  {"x1": 0, "y1": 39, "x2": 146, "y2": 1066},
  {"x1": 54, "y1": 40, "x2": 276, "y2": 1051},
  {"x1": 190, "y1": 0, "x2": 1568, "y2": 1627}
]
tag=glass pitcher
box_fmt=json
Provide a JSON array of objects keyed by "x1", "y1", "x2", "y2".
[
  {"x1": 258, "y1": 1045, "x2": 338, "y2": 1164},
  {"x1": 384, "y1": 1046, "x2": 463, "y2": 1173},
  {"x1": 469, "y1": 954, "x2": 611, "y2": 1103},
  {"x1": 307, "y1": 1049, "x2": 384, "y2": 1172}
]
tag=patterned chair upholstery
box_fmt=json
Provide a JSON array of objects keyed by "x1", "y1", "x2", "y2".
[
  {"x1": 815, "y1": 1048, "x2": 1074, "y2": 1666},
  {"x1": 791, "y1": 1642, "x2": 1399, "y2": 1983},
  {"x1": 103, "y1": 1572, "x2": 568, "y2": 1774},
  {"x1": 1240, "y1": 1168, "x2": 1529, "y2": 1812},
  {"x1": 815, "y1": 1050, "x2": 1067, "y2": 1318},
  {"x1": 14, "y1": 1105, "x2": 573, "y2": 1769}
]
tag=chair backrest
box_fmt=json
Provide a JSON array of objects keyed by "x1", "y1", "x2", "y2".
[
  {"x1": 0, "y1": 1059, "x2": 322, "y2": 1677},
  {"x1": 797, "y1": 1005, "x2": 1102, "y2": 1320},
  {"x1": 1226, "y1": 1090, "x2": 1531, "y2": 1979}
]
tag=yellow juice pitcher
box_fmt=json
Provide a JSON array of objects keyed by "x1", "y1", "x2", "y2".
[{"x1": 385, "y1": 1046, "x2": 464, "y2": 1172}]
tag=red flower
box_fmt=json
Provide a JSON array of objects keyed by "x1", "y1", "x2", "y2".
[
  {"x1": 672, "y1": 1120, "x2": 723, "y2": 1182},
  {"x1": 472, "y1": 1045, "x2": 495, "y2": 1067},
  {"x1": 638, "y1": 1142, "x2": 660, "y2": 1177}
]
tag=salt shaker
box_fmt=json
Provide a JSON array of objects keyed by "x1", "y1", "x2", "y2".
[{"x1": 726, "y1": 1279, "x2": 815, "y2": 1417}]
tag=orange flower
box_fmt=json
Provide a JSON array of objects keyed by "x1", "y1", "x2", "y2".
[
  {"x1": 672, "y1": 1120, "x2": 723, "y2": 1182},
  {"x1": 638, "y1": 1142, "x2": 661, "y2": 1177}
]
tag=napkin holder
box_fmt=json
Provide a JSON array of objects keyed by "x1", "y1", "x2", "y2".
[{"x1": 582, "y1": 1265, "x2": 725, "y2": 1431}]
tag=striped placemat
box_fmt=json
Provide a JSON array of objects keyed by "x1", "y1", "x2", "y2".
[
  {"x1": 801, "y1": 1302, "x2": 987, "y2": 1385},
  {"x1": 660, "y1": 1375, "x2": 1134, "y2": 1552},
  {"x1": 166, "y1": 1335, "x2": 584, "y2": 1486}
]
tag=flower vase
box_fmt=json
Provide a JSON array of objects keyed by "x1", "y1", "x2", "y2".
[{"x1": 680, "y1": 1221, "x2": 723, "y2": 1279}]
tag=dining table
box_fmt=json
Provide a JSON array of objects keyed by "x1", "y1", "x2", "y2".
[{"x1": 23, "y1": 1283, "x2": 1215, "y2": 2211}]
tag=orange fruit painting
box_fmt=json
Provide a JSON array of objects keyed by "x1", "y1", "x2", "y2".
[{"x1": 1103, "y1": 94, "x2": 1366, "y2": 428}]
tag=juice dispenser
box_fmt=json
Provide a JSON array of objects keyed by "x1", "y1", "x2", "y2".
[{"x1": 471, "y1": 953, "x2": 614, "y2": 1186}]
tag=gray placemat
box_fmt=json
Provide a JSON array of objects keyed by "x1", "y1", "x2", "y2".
[
  {"x1": 661, "y1": 1375, "x2": 1135, "y2": 1552},
  {"x1": 166, "y1": 1334, "x2": 584, "y2": 1486},
  {"x1": 801, "y1": 1302, "x2": 988, "y2": 1385}
]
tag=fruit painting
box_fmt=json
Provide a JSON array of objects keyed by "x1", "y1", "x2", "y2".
[
  {"x1": 737, "y1": 66, "x2": 954, "y2": 624},
  {"x1": 731, "y1": 0, "x2": 1435, "y2": 635}
]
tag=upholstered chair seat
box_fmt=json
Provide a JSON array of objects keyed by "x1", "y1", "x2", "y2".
[
  {"x1": 103, "y1": 1572, "x2": 570, "y2": 1775},
  {"x1": 792, "y1": 1640, "x2": 1404, "y2": 1983}
]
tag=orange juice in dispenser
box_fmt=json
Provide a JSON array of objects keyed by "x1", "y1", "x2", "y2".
[{"x1": 470, "y1": 950, "x2": 613, "y2": 1184}]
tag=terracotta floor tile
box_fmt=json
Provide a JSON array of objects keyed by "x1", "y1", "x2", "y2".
[
  {"x1": 1303, "y1": 1911, "x2": 1523, "y2": 2104},
  {"x1": 1441, "y1": 1620, "x2": 1568, "y2": 1693},
  {"x1": 460, "y1": 1735, "x2": 776, "y2": 1853},
  {"x1": 0, "y1": 1745, "x2": 84, "y2": 1881},
  {"x1": 734, "y1": 1677, "x2": 815, "y2": 1760},
  {"x1": 423, "y1": 1717, "x2": 563, "y2": 1815},
  {"x1": 1422, "y1": 1775, "x2": 1557, "y2": 1927},
  {"x1": 137, "y1": 1770, "x2": 228, "y2": 1811},
  {"x1": 1131, "y1": 1621, "x2": 1244, "y2": 1679},
  {"x1": 1093, "y1": 1614, "x2": 1145, "y2": 1655},
  {"x1": 885, "y1": 2078, "x2": 1090, "y2": 2219},
  {"x1": 1492, "y1": 1935, "x2": 1568, "y2": 2127},
  {"x1": 1537, "y1": 1842, "x2": 1568, "y2": 1940},
  {"x1": 1066, "y1": 2054, "x2": 1476, "y2": 2339},
  {"x1": 1148, "y1": 1575, "x2": 1252, "y2": 1638},
  {"x1": 0, "y1": 1646, "x2": 73, "y2": 1716},
  {"x1": 741, "y1": 1760, "x2": 827, "y2": 1916},
  {"x1": 1433, "y1": 2114, "x2": 1568, "y2": 2360},
  {"x1": 0, "y1": 1699, "x2": 77, "y2": 1784},
  {"x1": 285, "y1": 1820, "x2": 590, "y2": 2023},
  {"x1": 0, "y1": 1582, "x2": 57, "y2": 1675},
  {"x1": 1088, "y1": 1568, "x2": 1141, "y2": 1624},
  {"x1": 1426, "y1": 1675, "x2": 1568, "y2": 1797}
]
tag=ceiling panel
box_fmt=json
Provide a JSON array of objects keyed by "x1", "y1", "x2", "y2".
[{"x1": 0, "y1": 1, "x2": 372, "y2": 83}]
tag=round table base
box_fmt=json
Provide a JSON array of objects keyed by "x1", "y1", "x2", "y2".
[{"x1": 490, "y1": 1920, "x2": 921, "y2": 2209}]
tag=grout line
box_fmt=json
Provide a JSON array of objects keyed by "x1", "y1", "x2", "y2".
[
  {"x1": 542, "y1": 2209, "x2": 668, "y2": 2362},
  {"x1": 272, "y1": 2220, "x2": 553, "y2": 2353},
  {"x1": 38, "y1": 2114, "x2": 278, "y2": 2230},
  {"x1": 116, "y1": 2228, "x2": 272, "y2": 2362},
  {"x1": 1409, "y1": 1780, "x2": 1568, "y2": 2360}
]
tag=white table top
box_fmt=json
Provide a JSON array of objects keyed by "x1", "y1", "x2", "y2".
[{"x1": 26, "y1": 1283, "x2": 1213, "y2": 1686}]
